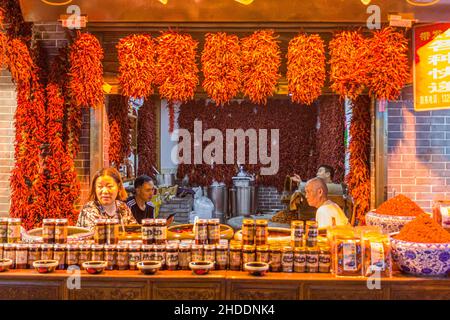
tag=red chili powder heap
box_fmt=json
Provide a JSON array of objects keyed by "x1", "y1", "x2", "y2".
[
  {"x1": 375, "y1": 194, "x2": 425, "y2": 216},
  {"x1": 395, "y1": 213, "x2": 450, "y2": 243}
]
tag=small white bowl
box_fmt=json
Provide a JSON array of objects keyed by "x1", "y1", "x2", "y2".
[
  {"x1": 33, "y1": 260, "x2": 59, "y2": 273},
  {"x1": 244, "y1": 262, "x2": 269, "y2": 276},
  {"x1": 189, "y1": 261, "x2": 214, "y2": 275},
  {"x1": 0, "y1": 259, "x2": 13, "y2": 272},
  {"x1": 137, "y1": 261, "x2": 162, "y2": 275},
  {"x1": 82, "y1": 261, "x2": 108, "y2": 274}
]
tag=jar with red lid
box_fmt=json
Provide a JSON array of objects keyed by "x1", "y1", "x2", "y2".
[
  {"x1": 53, "y1": 244, "x2": 67, "y2": 270},
  {"x1": 42, "y1": 219, "x2": 56, "y2": 244},
  {"x1": 15, "y1": 243, "x2": 28, "y2": 269},
  {"x1": 40, "y1": 244, "x2": 54, "y2": 261},
  {"x1": 55, "y1": 219, "x2": 68, "y2": 244}
]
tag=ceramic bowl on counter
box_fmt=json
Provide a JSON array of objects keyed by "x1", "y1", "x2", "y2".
[
  {"x1": 137, "y1": 261, "x2": 161, "y2": 275},
  {"x1": 365, "y1": 210, "x2": 418, "y2": 234},
  {"x1": 244, "y1": 262, "x2": 269, "y2": 276},
  {"x1": 0, "y1": 259, "x2": 13, "y2": 272},
  {"x1": 390, "y1": 234, "x2": 450, "y2": 277},
  {"x1": 189, "y1": 261, "x2": 214, "y2": 275},
  {"x1": 33, "y1": 260, "x2": 58, "y2": 274},
  {"x1": 82, "y1": 261, "x2": 107, "y2": 274}
]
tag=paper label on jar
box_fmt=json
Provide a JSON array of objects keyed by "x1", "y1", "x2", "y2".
[
  {"x1": 16, "y1": 252, "x2": 28, "y2": 265},
  {"x1": 370, "y1": 242, "x2": 385, "y2": 271},
  {"x1": 294, "y1": 253, "x2": 306, "y2": 266},
  {"x1": 204, "y1": 253, "x2": 215, "y2": 263},
  {"x1": 7, "y1": 225, "x2": 20, "y2": 239},
  {"x1": 343, "y1": 242, "x2": 357, "y2": 271},
  {"x1": 142, "y1": 226, "x2": 154, "y2": 240},
  {"x1": 166, "y1": 252, "x2": 178, "y2": 265},
  {"x1": 440, "y1": 207, "x2": 450, "y2": 229}
]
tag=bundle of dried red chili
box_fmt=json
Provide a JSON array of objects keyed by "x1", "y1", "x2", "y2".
[
  {"x1": 69, "y1": 32, "x2": 104, "y2": 108},
  {"x1": 108, "y1": 95, "x2": 131, "y2": 168},
  {"x1": 241, "y1": 30, "x2": 281, "y2": 105},
  {"x1": 287, "y1": 33, "x2": 326, "y2": 105},
  {"x1": 0, "y1": 0, "x2": 32, "y2": 41},
  {"x1": 367, "y1": 27, "x2": 410, "y2": 102},
  {"x1": 117, "y1": 34, "x2": 156, "y2": 99},
  {"x1": 137, "y1": 99, "x2": 157, "y2": 176},
  {"x1": 329, "y1": 30, "x2": 369, "y2": 100},
  {"x1": 201, "y1": 32, "x2": 241, "y2": 106},
  {"x1": 155, "y1": 31, "x2": 199, "y2": 103},
  {"x1": 168, "y1": 102, "x2": 175, "y2": 134},
  {"x1": 346, "y1": 96, "x2": 371, "y2": 225},
  {"x1": 7, "y1": 38, "x2": 34, "y2": 91}
]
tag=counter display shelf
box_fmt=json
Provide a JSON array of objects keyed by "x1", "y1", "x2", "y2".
[{"x1": 0, "y1": 270, "x2": 448, "y2": 300}]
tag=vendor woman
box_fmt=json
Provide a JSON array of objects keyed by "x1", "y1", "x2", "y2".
[{"x1": 77, "y1": 167, "x2": 137, "y2": 230}]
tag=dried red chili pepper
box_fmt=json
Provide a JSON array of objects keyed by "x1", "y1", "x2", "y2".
[
  {"x1": 108, "y1": 95, "x2": 131, "y2": 168},
  {"x1": 329, "y1": 30, "x2": 369, "y2": 100},
  {"x1": 137, "y1": 99, "x2": 157, "y2": 176},
  {"x1": 69, "y1": 32, "x2": 104, "y2": 108},
  {"x1": 201, "y1": 32, "x2": 241, "y2": 106},
  {"x1": 117, "y1": 34, "x2": 156, "y2": 99},
  {"x1": 241, "y1": 30, "x2": 281, "y2": 105},
  {"x1": 287, "y1": 33, "x2": 326, "y2": 105}
]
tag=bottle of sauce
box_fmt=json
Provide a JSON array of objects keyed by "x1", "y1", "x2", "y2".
[
  {"x1": 27, "y1": 244, "x2": 41, "y2": 269},
  {"x1": 229, "y1": 244, "x2": 242, "y2": 271},
  {"x1": 104, "y1": 244, "x2": 117, "y2": 271}
]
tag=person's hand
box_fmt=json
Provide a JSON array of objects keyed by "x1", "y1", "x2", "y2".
[
  {"x1": 291, "y1": 174, "x2": 301, "y2": 183},
  {"x1": 166, "y1": 214, "x2": 175, "y2": 226}
]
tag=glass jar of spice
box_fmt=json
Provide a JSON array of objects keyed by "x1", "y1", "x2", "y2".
[
  {"x1": 78, "y1": 243, "x2": 91, "y2": 266},
  {"x1": 154, "y1": 244, "x2": 166, "y2": 269},
  {"x1": 55, "y1": 219, "x2": 68, "y2": 244},
  {"x1": 207, "y1": 219, "x2": 220, "y2": 245},
  {"x1": 40, "y1": 244, "x2": 54, "y2": 261},
  {"x1": 42, "y1": 219, "x2": 56, "y2": 244},
  {"x1": 294, "y1": 247, "x2": 307, "y2": 273},
  {"x1": 306, "y1": 221, "x2": 318, "y2": 248},
  {"x1": 141, "y1": 244, "x2": 153, "y2": 262},
  {"x1": 15, "y1": 243, "x2": 28, "y2": 269},
  {"x1": 106, "y1": 219, "x2": 119, "y2": 245},
  {"x1": 128, "y1": 244, "x2": 141, "y2": 270},
  {"x1": 319, "y1": 246, "x2": 331, "y2": 273},
  {"x1": 229, "y1": 244, "x2": 242, "y2": 271},
  {"x1": 91, "y1": 244, "x2": 105, "y2": 262},
  {"x1": 166, "y1": 244, "x2": 179, "y2": 271},
  {"x1": 142, "y1": 219, "x2": 155, "y2": 245},
  {"x1": 215, "y1": 244, "x2": 228, "y2": 270},
  {"x1": 117, "y1": 244, "x2": 129, "y2": 270},
  {"x1": 291, "y1": 220, "x2": 305, "y2": 248},
  {"x1": 255, "y1": 220, "x2": 268, "y2": 246},
  {"x1": 203, "y1": 244, "x2": 216, "y2": 265},
  {"x1": 178, "y1": 243, "x2": 191, "y2": 270},
  {"x1": 53, "y1": 244, "x2": 67, "y2": 270},
  {"x1": 242, "y1": 219, "x2": 255, "y2": 246},
  {"x1": 7, "y1": 218, "x2": 21, "y2": 243},
  {"x1": 66, "y1": 243, "x2": 80, "y2": 267},
  {"x1": 256, "y1": 245, "x2": 269, "y2": 264},
  {"x1": 306, "y1": 247, "x2": 319, "y2": 273},
  {"x1": 27, "y1": 244, "x2": 40, "y2": 269},
  {"x1": 94, "y1": 219, "x2": 107, "y2": 245},
  {"x1": 269, "y1": 245, "x2": 282, "y2": 272},
  {"x1": 281, "y1": 246, "x2": 294, "y2": 273},
  {"x1": 0, "y1": 243, "x2": 4, "y2": 259},
  {"x1": 195, "y1": 219, "x2": 208, "y2": 245},
  {"x1": 242, "y1": 245, "x2": 256, "y2": 268},
  {"x1": 104, "y1": 245, "x2": 116, "y2": 270},
  {"x1": 191, "y1": 244, "x2": 204, "y2": 262},
  {"x1": 3, "y1": 243, "x2": 16, "y2": 269},
  {"x1": 0, "y1": 217, "x2": 8, "y2": 243}
]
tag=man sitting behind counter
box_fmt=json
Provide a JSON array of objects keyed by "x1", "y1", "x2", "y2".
[
  {"x1": 126, "y1": 175, "x2": 174, "y2": 225},
  {"x1": 305, "y1": 177, "x2": 349, "y2": 229}
]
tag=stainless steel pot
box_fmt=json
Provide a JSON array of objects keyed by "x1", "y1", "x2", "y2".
[
  {"x1": 156, "y1": 173, "x2": 175, "y2": 187},
  {"x1": 207, "y1": 185, "x2": 228, "y2": 223},
  {"x1": 229, "y1": 185, "x2": 258, "y2": 217}
]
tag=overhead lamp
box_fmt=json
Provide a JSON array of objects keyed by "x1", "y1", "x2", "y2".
[
  {"x1": 361, "y1": 0, "x2": 371, "y2": 5},
  {"x1": 159, "y1": 0, "x2": 168, "y2": 4},
  {"x1": 406, "y1": 0, "x2": 440, "y2": 6},
  {"x1": 41, "y1": 0, "x2": 73, "y2": 5},
  {"x1": 235, "y1": 0, "x2": 255, "y2": 5}
]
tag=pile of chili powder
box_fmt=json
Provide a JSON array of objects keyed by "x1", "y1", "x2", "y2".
[
  {"x1": 375, "y1": 194, "x2": 425, "y2": 216},
  {"x1": 394, "y1": 213, "x2": 450, "y2": 243}
]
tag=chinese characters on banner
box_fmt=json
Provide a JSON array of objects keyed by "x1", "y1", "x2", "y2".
[{"x1": 414, "y1": 23, "x2": 450, "y2": 111}]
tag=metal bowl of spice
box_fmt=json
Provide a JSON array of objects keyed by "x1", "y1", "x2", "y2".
[
  {"x1": 244, "y1": 262, "x2": 269, "y2": 276},
  {"x1": 33, "y1": 260, "x2": 58, "y2": 274},
  {"x1": 137, "y1": 261, "x2": 162, "y2": 275},
  {"x1": 0, "y1": 259, "x2": 13, "y2": 272}
]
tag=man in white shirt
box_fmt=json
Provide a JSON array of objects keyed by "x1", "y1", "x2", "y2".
[{"x1": 305, "y1": 177, "x2": 349, "y2": 229}]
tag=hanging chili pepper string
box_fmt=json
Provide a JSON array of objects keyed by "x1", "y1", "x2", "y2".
[
  {"x1": 108, "y1": 95, "x2": 131, "y2": 169},
  {"x1": 137, "y1": 99, "x2": 157, "y2": 176},
  {"x1": 168, "y1": 102, "x2": 175, "y2": 134}
]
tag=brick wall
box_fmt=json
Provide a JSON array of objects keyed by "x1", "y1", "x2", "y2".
[
  {"x1": 387, "y1": 86, "x2": 450, "y2": 212},
  {"x1": 0, "y1": 70, "x2": 15, "y2": 217},
  {"x1": 257, "y1": 186, "x2": 286, "y2": 213}
]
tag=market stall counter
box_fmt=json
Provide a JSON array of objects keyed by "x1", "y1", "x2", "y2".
[{"x1": 0, "y1": 269, "x2": 449, "y2": 300}]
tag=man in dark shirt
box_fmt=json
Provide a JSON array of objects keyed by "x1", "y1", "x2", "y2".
[{"x1": 126, "y1": 175, "x2": 156, "y2": 224}]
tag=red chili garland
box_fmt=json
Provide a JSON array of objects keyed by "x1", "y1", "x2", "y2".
[
  {"x1": 168, "y1": 102, "x2": 175, "y2": 134},
  {"x1": 201, "y1": 32, "x2": 241, "y2": 106},
  {"x1": 108, "y1": 95, "x2": 131, "y2": 168},
  {"x1": 367, "y1": 27, "x2": 410, "y2": 101},
  {"x1": 287, "y1": 33, "x2": 326, "y2": 105},
  {"x1": 7, "y1": 38, "x2": 33, "y2": 90},
  {"x1": 117, "y1": 34, "x2": 156, "y2": 99},
  {"x1": 155, "y1": 31, "x2": 199, "y2": 103},
  {"x1": 241, "y1": 30, "x2": 281, "y2": 105},
  {"x1": 137, "y1": 99, "x2": 157, "y2": 176},
  {"x1": 69, "y1": 32, "x2": 104, "y2": 108},
  {"x1": 346, "y1": 96, "x2": 371, "y2": 226},
  {"x1": 329, "y1": 30, "x2": 369, "y2": 100}
]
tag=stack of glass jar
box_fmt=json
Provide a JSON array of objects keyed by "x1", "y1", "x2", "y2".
[{"x1": 194, "y1": 219, "x2": 221, "y2": 245}]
